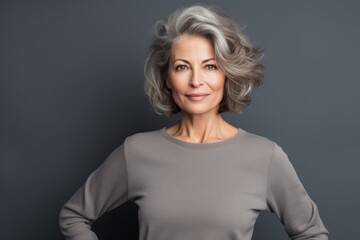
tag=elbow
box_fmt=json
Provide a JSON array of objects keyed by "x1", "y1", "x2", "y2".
[
  {"x1": 58, "y1": 204, "x2": 97, "y2": 239},
  {"x1": 58, "y1": 205, "x2": 71, "y2": 235}
]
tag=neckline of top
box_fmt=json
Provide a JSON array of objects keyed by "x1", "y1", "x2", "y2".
[{"x1": 159, "y1": 127, "x2": 246, "y2": 149}]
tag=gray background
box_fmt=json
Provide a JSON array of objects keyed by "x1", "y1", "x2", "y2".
[{"x1": 1, "y1": 0, "x2": 359, "y2": 239}]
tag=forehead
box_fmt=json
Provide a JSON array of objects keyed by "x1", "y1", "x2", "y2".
[{"x1": 170, "y1": 34, "x2": 215, "y2": 59}]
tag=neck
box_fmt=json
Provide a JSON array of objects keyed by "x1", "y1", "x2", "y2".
[{"x1": 168, "y1": 110, "x2": 237, "y2": 143}]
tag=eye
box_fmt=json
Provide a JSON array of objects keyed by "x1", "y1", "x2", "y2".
[
  {"x1": 205, "y1": 64, "x2": 218, "y2": 70},
  {"x1": 175, "y1": 65, "x2": 189, "y2": 71}
]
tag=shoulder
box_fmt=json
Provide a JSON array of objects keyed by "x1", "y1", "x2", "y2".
[
  {"x1": 241, "y1": 129, "x2": 274, "y2": 145},
  {"x1": 125, "y1": 128, "x2": 162, "y2": 144},
  {"x1": 123, "y1": 128, "x2": 164, "y2": 152},
  {"x1": 239, "y1": 129, "x2": 292, "y2": 168},
  {"x1": 239, "y1": 128, "x2": 278, "y2": 153}
]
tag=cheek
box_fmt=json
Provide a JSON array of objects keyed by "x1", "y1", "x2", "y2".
[
  {"x1": 167, "y1": 74, "x2": 189, "y2": 92},
  {"x1": 208, "y1": 74, "x2": 226, "y2": 92},
  {"x1": 171, "y1": 81, "x2": 185, "y2": 92},
  {"x1": 216, "y1": 79, "x2": 225, "y2": 91}
]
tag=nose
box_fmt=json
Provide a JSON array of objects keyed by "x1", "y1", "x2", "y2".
[{"x1": 189, "y1": 68, "x2": 203, "y2": 88}]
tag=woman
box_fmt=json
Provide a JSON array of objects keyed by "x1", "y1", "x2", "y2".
[{"x1": 59, "y1": 5, "x2": 329, "y2": 240}]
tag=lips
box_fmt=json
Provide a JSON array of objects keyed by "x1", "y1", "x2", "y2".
[{"x1": 185, "y1": 93, "x2": 210, "y2": 101}]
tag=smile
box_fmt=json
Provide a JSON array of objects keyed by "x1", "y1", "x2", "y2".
[{"x1": 185, "y1": 93, "x2": 210, "y2": 102}]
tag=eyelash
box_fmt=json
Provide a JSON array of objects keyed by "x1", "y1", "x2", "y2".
[
  {"x1": 175, "y1": 65, "x2": 189, "y2": 71},
  {"x1": 174, "y1": 64, "x2": 218, "y2": 71},
  {"x1": 205, "y1": 64, "x2": 218, "y2": 70}
]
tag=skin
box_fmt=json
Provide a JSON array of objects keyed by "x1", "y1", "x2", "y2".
[{"x1": 165, "y1": 34, "x2": 239, "y2": 143}]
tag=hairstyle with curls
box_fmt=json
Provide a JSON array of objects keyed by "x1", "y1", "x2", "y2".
[{"x1": 144, "y1": 5, "x2": 264, "y2": 116}]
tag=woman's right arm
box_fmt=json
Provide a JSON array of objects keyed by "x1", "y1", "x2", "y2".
[{"x1": 58, "y1": 142, "x2": 129, "y2": 240}]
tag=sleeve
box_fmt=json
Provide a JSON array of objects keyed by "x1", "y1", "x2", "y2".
[
  {"x1": 266, "y1": 143, "x2": 329, "y2": 240},
  {"x1": 58, "y1": 142, "x2": 129, "y2": 240}
]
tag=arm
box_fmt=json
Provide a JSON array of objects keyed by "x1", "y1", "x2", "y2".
[
  {"x1": 266, "y1": 143, "x2": 329, "y2": 239},
  {"x1": 58, "y1": 142, "x2": 129, "y2": 240}
]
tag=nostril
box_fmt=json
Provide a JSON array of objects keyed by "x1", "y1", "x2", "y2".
[
  {"x1": 190, "y1": 76, "x2": 204, "y2": 87},
  {"x1": 190, "y1": 82, "x2": 203, "y2": 88}
]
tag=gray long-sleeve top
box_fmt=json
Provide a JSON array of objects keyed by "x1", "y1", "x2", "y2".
[{"x1": 59, "y1": 127, "x2": 329, "y2": 239}]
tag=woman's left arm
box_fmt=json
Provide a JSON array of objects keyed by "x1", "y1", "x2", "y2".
[{"x1": 266, "y1": 143, "x2": 329, "y2": 240}]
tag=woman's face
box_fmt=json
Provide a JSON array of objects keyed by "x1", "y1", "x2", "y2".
[{"x1": 167, "y1": 34, "x2": 226, "y2": 116}]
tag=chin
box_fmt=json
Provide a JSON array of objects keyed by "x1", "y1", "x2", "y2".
[{"x1": 181, "y1": 105, "x2": 220, "y2": 116}]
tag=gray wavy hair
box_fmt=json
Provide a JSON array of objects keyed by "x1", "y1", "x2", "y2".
[{"x1": 144, "y1": 5, "x2": 264, "y2": 116}]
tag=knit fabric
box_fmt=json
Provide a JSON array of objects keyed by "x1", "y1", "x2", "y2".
[{"x1": 59, "y1": 127, "x2": 329, "y2": 239}]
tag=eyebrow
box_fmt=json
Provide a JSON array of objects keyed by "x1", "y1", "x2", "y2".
[{"x1": 173, "y1": 58, "x2": 216, "y2": 64}]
